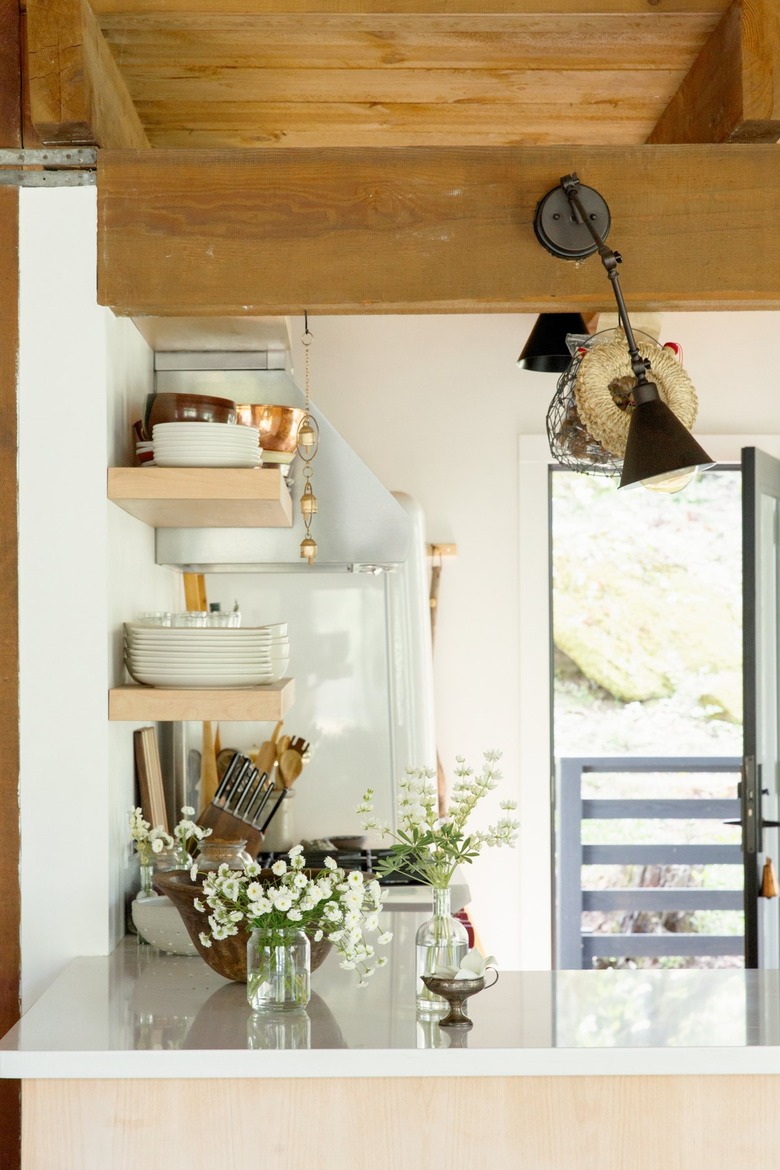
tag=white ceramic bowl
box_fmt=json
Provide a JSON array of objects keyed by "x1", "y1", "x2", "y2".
[{"x1": 131, "y1": 894, "x2": 199, "y2": 956}]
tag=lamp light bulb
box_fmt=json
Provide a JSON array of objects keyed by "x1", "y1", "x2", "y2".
[{"x1": 641, "y1": 467, "x2": 698, "y2": 495}]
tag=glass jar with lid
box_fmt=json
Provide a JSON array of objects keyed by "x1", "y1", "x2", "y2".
[{"x1": 195, "y1": 838, "x2": 253, "y2": 871}]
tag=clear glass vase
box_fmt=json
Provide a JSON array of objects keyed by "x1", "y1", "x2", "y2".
[
  {"x1": 136, "y1": 845, "x2": 156, "y2": 899},
  {"x1": 247, "y1": 927, "x2": 311, "y2": 1012},
  {"x1": 415, "y1": 886, "x2": 469, "y2": 1014}
]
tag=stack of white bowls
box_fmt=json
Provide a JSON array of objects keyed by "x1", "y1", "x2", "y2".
[
  {"x1": 124, "y1": 622, "x2": 289, "y2": 688},
  {"x1": 151, "y1": 422, "x2": 262, "y2": 468}
]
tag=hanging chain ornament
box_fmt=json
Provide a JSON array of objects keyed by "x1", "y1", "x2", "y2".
[{"x1": 297, "y1": 313, "x2": 320, "y2": 564}]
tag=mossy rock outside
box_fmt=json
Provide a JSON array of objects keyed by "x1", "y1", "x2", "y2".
[{"x1": 553, "y1": 558, "x2": 741, "y2": 717}]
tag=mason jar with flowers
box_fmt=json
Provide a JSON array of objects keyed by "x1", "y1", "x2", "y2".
[
  {"x1": 358, "y1": 749, "x2": 518, "y2": 1014},
  {"x1": 129, "y1": 806, "x2": 212, "y2": 897},
  {"x1": 194, "y1": 845, "x2": 393, "y2": 1011}
]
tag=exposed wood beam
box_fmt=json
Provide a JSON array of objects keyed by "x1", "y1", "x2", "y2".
[
  {"x1": 649, "y1": 0, "x2": 780, "y2": 143},
  {"x1": 98, "y1": 145, "x2": 780, "y2": 315},
  {"x1": 92, "y1": 0, "x2": 729, "y2": 14},
  {"x1": 26, "y1": 0, "x2": 149, "y2": 146}
]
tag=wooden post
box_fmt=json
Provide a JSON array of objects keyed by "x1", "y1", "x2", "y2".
[{"x1": 0, "y1": 0, "x2": 23, "y2": 1165}]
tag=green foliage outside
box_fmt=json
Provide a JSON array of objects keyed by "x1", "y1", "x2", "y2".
[{"x1": 551, "y1": 470, "x2": 744, "y2": 968}]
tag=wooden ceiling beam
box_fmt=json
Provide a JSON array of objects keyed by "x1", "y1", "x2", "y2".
[
  {"x1": 649, "y1": 0, "x2": 780, "y2": 143},
  {"x1": 98, "y1": 145, "x2": 780, "y2": 315},
  {"x1": 91, "y1": 0, "x2": 729, "y2": 15},
  {"x1": 26, "y1": 0, "x2": 149, "y2": 146}
]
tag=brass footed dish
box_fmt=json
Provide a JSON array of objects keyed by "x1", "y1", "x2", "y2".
[{"x1": 420, "y1": 968, "x2": 499, "y2": 1028}]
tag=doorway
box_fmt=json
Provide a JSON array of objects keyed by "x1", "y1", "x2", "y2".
[{"x1": 550, "y1": 467, "x2": 744, "y2": 969}]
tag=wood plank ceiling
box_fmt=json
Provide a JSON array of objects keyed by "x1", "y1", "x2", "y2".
[
  {"x1": 92, "y1": 2, "x2": 734, "y2": 149},
  {"x1": 19, "y1": 0, "x2": 780, "y2": 314}
]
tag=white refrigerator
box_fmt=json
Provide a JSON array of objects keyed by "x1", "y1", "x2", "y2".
[{"x1": 168, "y1": 494, "x2": 437, "y2": 851}]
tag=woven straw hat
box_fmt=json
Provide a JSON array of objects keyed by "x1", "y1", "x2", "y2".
[{"x1": 574, "y1": 331, "x2": 698, "y2": 458}]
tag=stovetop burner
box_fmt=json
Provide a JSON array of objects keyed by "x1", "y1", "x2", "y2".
[{"x1": 255, "y1": 847, "x2": 423, "y2": 886}]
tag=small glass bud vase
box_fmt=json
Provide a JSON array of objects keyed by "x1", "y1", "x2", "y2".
[
  {"x1": 415, "y1": 886, "x2": 469, "y2": 1014},
  {"x1": 155, "y1": 843, "x2": 190, "y2": 873},
  {"x1": 247, "y1": 927, "x2": 311, "y2": 1012},
  {"x1": 136, "y1": 844, "x2": 156, "y2": 899}
]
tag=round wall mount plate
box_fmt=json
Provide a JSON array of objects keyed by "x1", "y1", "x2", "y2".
[{"x1": 534, "y1": 183, "x2": 611, "y2": 259}]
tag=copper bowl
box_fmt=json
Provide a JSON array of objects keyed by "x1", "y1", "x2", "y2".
[
  {"x1": 145, "y1": 392, "x2": 238, "y2": 433},
  {"x1": 154, "y1": 869, "x2": 333, "y2": 983},
  {"x1": 235, "y1": 404, "x2": 306, "y2": 453}
]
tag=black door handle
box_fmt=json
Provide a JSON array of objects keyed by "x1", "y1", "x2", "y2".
[{"x1": 724, "y1": 819, "x2": 780, "y2": 828}]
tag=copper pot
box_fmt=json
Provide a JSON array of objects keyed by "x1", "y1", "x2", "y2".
[{"x1": 235, "y1": 404, "x2": 305, "y2": 453}]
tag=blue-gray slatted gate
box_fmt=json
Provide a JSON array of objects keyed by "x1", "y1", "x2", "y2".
[{"x1": 557, "y1": 756, "x2": 744, "y2": 969}]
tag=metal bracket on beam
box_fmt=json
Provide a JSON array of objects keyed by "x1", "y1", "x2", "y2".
[{"x1": 0, "y1": 148, "x2": 97, "y2": 188}]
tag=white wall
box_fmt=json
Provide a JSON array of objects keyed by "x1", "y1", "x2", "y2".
[
  {"x1": 290, "y1": 312, "x2": 780, "y2": 968},
  {"x1": 18, "y1": 189, "x2": 174, "y2": 1008}
]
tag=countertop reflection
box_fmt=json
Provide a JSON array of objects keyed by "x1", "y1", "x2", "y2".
[{"x1": 3, "y1": 912, "x2": 780, "y2": 1079}]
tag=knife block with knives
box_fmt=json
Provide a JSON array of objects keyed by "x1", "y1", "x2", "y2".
[{"x1": 196, "y1": 751, "x2": 287, "y2": 858}]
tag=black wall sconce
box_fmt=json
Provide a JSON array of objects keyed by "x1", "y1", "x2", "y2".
[
  {"x1": 516, "y1": 312, "x2": 592, "y2": 374},
  {"x1": 534, "y1": 173, "x2": 714, "y2": 491}
]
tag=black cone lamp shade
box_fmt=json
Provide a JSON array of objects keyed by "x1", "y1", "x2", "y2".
[
  {"x1": 620, "y1": 383, "x2": 715, "y2": 490},
  {"x1": 517, "y1": 313, "x2": 591, "y2": 373}
]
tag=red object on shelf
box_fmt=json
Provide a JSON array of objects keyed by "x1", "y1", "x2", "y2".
[{"x1": 455, "y1": 909, "x2": 475, "y2": 948}]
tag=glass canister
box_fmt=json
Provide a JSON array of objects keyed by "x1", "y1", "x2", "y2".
[
  {"x1": 246, "y1": 926, "x2": 311, "y2": 1011},
  {"x1": 195, "y1": 838, "x2": 252, "y2": 871}
]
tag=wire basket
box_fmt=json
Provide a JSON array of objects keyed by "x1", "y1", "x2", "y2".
[
  {"x1": 545, "y1": 327, "x2": 695, "y2": 479},
  {"x1": 545, "y1": 331, "x2": 623, "y2": 478}
]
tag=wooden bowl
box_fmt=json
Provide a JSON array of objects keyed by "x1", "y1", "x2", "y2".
[
  {"x1": 235, "y1": 404, "x2": 305, "y2": 453},
  {"x1": 154, "y1": 869, "x2": 333, "y2": 983},
  {"x1": 145, "y1": 391, "x2": 238, "y2": 432}
]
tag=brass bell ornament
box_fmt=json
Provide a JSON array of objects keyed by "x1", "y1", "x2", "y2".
[
  {"x1": 297, "y1": 418, "x2": 316, "y2": 450},
  {"x1": 300, "y1": 535, "x2": 317, "y2": 564},
  {"x1": 300, "y1": 481, "x2": 318, "y2": 518},
  {"x1": 297, "y1": 314, "x2": 320, "y2": 566}
]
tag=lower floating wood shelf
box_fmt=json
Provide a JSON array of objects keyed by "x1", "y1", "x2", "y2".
[{"x1": 109, "y1": 678, "x2": 295, "y2": 721}]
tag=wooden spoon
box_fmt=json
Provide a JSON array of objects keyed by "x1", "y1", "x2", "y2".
[
  {"x1": 254, "y1": 720, "x2": 284, "y2": 777},
  {"x1": 278, "y1": 749, "x2": 303, "y2": 789}
]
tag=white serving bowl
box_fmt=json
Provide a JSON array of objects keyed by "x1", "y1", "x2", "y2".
[{"x1": 131, "y1": 893, "x2": 198, "y2": 956}]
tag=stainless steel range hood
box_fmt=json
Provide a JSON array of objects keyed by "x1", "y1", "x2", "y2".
[{"x1": 152, "y1": 351, "x2": 412, "y2": 572}]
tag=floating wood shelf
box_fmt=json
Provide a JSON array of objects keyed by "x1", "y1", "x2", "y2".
[
  {"x1": 109, "y1": 678, "x2": 295, "y2": 722},
  {"x1": 107, "y1": 467, "x2": 292, "y2": 528}
]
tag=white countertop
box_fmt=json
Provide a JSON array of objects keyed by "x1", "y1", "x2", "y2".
[{"x1": 4, "y1": 912, "x2": 780, "y2": 1079}]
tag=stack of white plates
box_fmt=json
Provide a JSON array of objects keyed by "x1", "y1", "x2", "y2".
[
  {"x1": 152, "y1": 422, "x2": 262, "y2": 468},
  {"x1": 124, "y1": 622, "x2": 289, "y2": 688}
]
